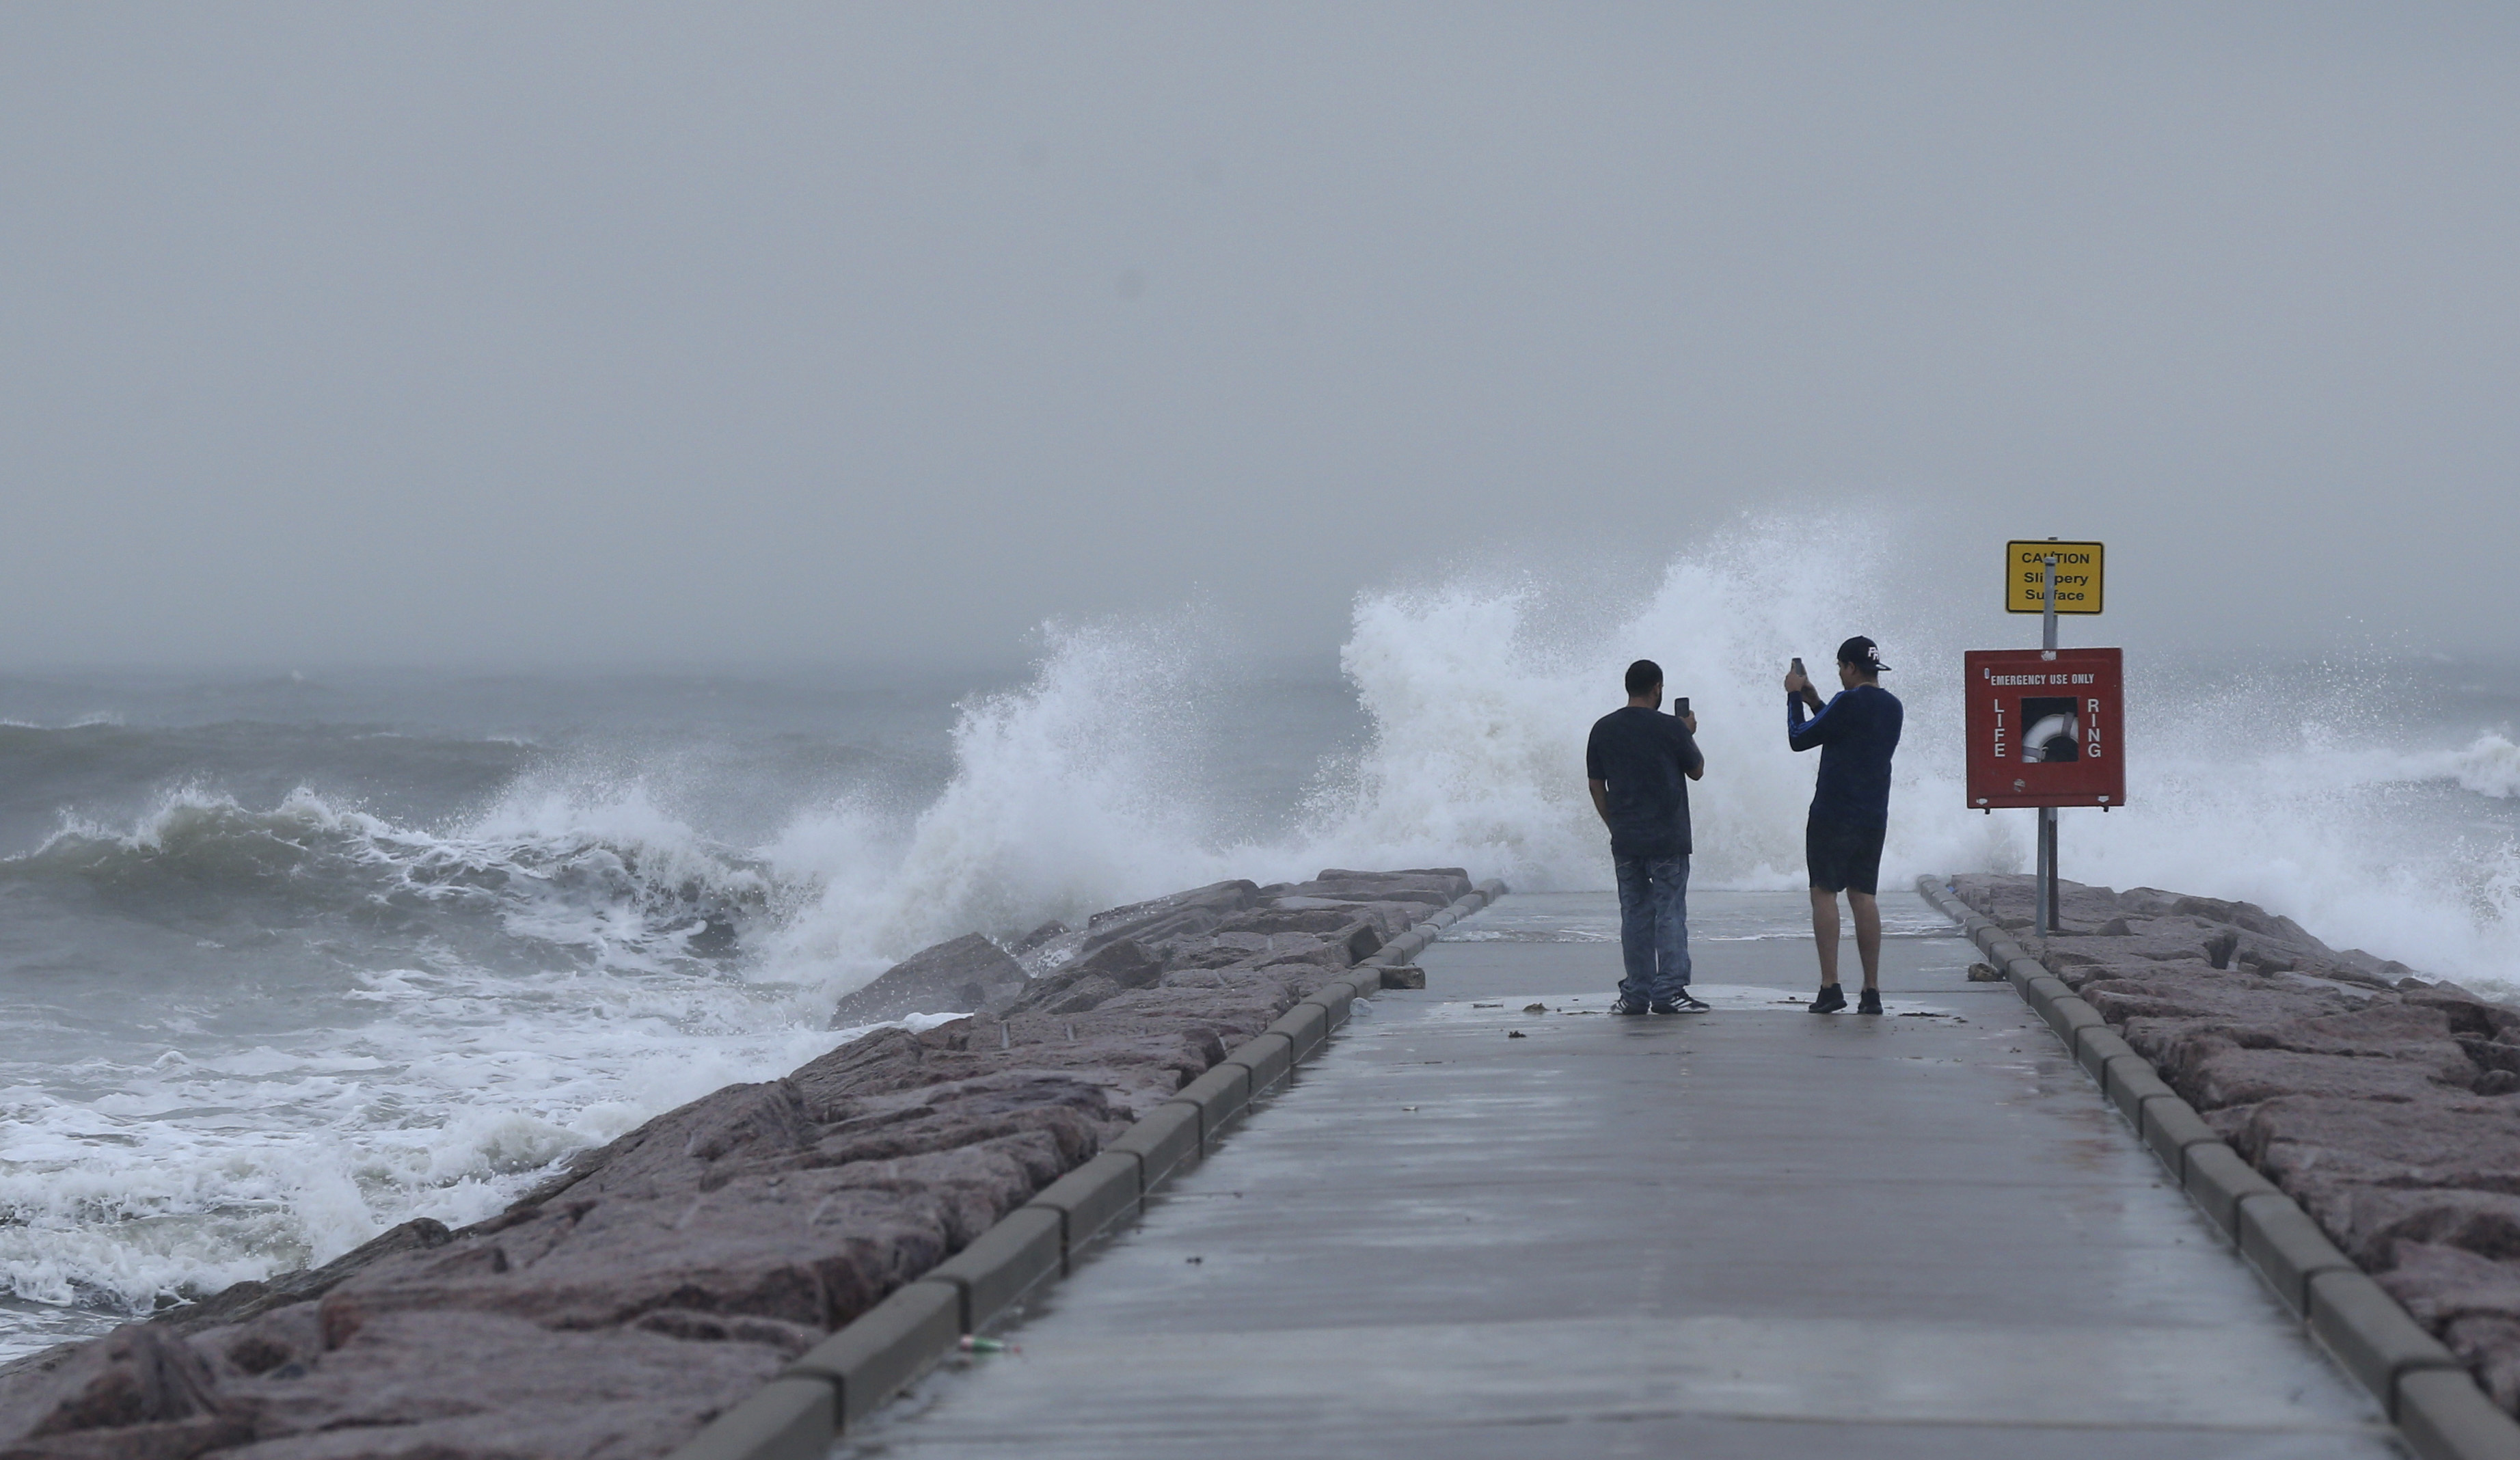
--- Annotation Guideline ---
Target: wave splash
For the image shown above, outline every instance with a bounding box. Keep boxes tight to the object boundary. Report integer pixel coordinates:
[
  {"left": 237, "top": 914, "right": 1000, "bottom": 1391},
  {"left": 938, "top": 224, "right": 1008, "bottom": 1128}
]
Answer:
[
  {"left": 2441, "top": 733, "right": 2520, "bottom": 800},
  {"left": 759, "top": 621, "right": 1253, "bottom": 986},
  {"left": 5, "top": 518, "right": 2517, "bottom": 1349},
  {"left": 752, "top": 520, "right": 2520, "bottom": 998},
  {"left": 18, "top": 783, "right": 771, "bottom": 969},
  {"left": 0, "top": 782, "right": 834, "bottom": 1340}
]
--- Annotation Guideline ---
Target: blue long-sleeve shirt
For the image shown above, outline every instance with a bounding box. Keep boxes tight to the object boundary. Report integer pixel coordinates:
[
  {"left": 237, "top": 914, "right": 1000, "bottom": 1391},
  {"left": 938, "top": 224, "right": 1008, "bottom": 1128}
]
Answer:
[{"left": 1788, "top": 684, "right": 1902, "bottom": 827}]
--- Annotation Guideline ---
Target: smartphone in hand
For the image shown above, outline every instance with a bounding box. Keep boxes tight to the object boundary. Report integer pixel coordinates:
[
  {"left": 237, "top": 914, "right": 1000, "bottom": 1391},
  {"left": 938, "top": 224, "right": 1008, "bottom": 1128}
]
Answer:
[
  {"left": 1787, "top": 657, "right": 1821, "bottom": 709},
  {"left": 1672, "top": 697, "right": 1690, "bottom": 716}
]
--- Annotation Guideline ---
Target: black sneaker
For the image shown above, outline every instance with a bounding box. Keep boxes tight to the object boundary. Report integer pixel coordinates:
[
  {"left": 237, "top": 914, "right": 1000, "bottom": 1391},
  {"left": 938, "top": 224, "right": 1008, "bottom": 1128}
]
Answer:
[
  {"left": 1651, "top": 992, "right": 1711, "bottom": 1014},
  {"left": 1856, "top": 988, "right": 1883, "bottom": 1015},
  {"left": 1611, "top": 998, "right": 1650, "bottom": 1016},
  {"left": 1808, "top": 984, "right": 1847, "bottom": 1013}
]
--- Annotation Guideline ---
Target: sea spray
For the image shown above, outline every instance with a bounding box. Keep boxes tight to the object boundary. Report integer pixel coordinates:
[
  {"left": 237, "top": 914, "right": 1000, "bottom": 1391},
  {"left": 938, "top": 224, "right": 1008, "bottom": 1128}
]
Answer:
[
  {"left": 1292, "top": 528, "right": 2519, "bottom": 987},
  {"left": 747, "top": 523, "right": 2520, "bottom": 989},
  {"left": 1300, "top": 529, "right": 2003, "bottom": 890},
  {"left": 757, "top": 619, "right": 1269, "bottom": 984},
  {"left": 3, "top": 521, "right": 2517, "bottom": 1357},
  {"left": 0, "top": 779, "right": 838, "bottom": 1348}
]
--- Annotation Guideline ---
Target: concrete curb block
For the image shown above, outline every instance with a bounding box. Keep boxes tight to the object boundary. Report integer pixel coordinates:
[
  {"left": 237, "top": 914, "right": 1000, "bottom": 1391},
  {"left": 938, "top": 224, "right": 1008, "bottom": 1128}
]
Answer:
[
  {"left": 2309, "top": 1269, "right": 2462, "bottom": 1416},
  {"left": 670, "top": 1377, "right": 839, "bottom": 1460},
  {"left": 1107, "top": 1100, "right": 1202, "bottom": 1193},
  {"left": 2186, "top": 1143, "right": 2280, "bottom": 1240},
  {"left": 923, "top": 1207, "right": 1063, "bottom": 1333},
  {"left": 2016, "top": 975, "right": 2069, "bottom": 1029},
  {"left": 1361, "top": 883, "right": 1500, "bottom": 970},
  {"left": 1268, "top": 1001, "right": 1331, "bottom": 1064},
  {"left": 2398, "top": 1369, "right": 2520, "bottom": 1460},
  {"left": 2102, "top": 1053, "right": 2173, "bottom": 1124},
  {"left": 1305, "top": 982, "right": 1355, "bottom": 1030},
  {"left": 2238, "top": 1192, "right": 2356, "bottom": 1316},
  {"left": 1167, "top": 1064, "right": 1251, "bottom": 1154},
  {"left": 2074, "top": 1025, "right": 2135, "bottom": 1083},
  {"left": 1916, "top": 874, "right": 2520, "bottom": 1458},
  {"left": 783, "top": 1280, "right": 960, "bottom": 1431},
  {"left": 2140, "top": 1093, "right": 2221, "bottom": 1180},
  {"left": 1027, "top": 1150, "right": 1142, "bottom": 1261},
  {"left": 666, "top": 880, "right": 1505, "bottom": 1458},
  {"left": 2040, "top": 990, "right": 2105, "bottom": 1048},
  {"left": 1223, "top": 1029, "right": 1296, "bottom": 1095}
]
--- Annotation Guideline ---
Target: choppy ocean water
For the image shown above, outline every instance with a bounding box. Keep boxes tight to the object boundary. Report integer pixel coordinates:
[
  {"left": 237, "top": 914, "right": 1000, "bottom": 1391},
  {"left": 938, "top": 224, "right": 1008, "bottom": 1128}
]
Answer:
[{"left": 4, "top": 541, "right": 2516, "bottom": 1360}]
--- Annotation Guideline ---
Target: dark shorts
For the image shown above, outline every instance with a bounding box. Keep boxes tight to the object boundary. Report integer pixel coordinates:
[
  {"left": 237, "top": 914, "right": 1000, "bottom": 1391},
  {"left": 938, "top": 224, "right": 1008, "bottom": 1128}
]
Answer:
[{"left": 1806, "top": 816, "right": 1886, "bottom": 896}]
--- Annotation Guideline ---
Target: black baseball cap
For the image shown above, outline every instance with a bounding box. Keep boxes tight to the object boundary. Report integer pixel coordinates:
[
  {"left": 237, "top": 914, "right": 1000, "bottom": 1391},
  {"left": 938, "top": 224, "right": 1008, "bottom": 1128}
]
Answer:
[{"left": 1837, "top": 636, "right": 1890, "bottom": 672}]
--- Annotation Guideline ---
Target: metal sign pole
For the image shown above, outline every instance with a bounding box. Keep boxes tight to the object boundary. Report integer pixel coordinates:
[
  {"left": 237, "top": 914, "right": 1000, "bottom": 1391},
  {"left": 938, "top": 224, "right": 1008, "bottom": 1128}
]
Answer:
[{"left": 2037, "top": 554, "right": 2059, "bottom": 938}]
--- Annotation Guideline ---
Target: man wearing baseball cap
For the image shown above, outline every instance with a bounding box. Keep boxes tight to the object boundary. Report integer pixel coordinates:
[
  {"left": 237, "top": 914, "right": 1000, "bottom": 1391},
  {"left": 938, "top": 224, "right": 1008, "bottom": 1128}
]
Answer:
[{"left": 1785, "top": 636, "right": 1903, "bottom": 1013}]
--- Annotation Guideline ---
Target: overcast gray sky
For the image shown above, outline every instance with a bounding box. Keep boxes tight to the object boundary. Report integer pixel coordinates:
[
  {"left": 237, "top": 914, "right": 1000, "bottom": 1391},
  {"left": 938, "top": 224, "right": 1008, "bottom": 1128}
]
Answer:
[{"left": 3, "top": 4, "right": 2513, "bottom": 667}]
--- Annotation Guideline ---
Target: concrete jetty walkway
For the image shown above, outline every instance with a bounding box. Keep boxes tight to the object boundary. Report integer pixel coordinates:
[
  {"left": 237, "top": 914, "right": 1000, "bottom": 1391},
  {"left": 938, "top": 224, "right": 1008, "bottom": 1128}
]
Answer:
[{"left": 841, "top": 891, "right": 2400, "bottom": 1458}]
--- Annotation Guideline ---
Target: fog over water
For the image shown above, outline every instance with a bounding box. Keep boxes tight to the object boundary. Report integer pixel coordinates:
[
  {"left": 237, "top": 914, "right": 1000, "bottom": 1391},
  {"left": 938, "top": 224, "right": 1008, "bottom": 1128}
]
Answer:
[{"left": 2, "top": 3, "right": 2517, "bottom": 1362}]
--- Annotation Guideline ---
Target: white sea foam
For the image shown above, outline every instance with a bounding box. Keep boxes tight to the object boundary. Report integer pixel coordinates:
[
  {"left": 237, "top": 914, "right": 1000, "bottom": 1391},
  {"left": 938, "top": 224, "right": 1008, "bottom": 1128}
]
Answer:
[
  {"left": 5, "top": 521, "right": 2517, "bottom": 1356},
  {"left": 2448, "top": 733, "right": 2520, "bottom": 800},
  {"left": 2001, "top": 722, "right": 2520, "bottom": 988},
  {"left": 753, "top": 527, "right": 1934, "bottom": 977},
  {"left": 0, "top": 940, "right": 879, "bottom": 1347},
  {"left": 1303, "top": 554, "right": 2517, "bottom": 992},
  {"left": 744, "top": 524, "right": 2519, "bottom": 999},
  {"left": 757, "top": 621, "right": 1268, "bottom": 985},
  {"left": 0, "top": 783, "right": 848, "bottom": 1350}
]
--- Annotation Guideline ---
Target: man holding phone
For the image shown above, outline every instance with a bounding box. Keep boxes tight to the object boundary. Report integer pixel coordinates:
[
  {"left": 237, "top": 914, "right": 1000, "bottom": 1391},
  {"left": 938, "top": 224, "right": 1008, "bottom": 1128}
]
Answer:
[
  {"left": 1785, "top": 637, "right": 1903, "bottom": 1013},
  {"left": 1586, "top": 659, "right": 1707, "bottom": 1014}
]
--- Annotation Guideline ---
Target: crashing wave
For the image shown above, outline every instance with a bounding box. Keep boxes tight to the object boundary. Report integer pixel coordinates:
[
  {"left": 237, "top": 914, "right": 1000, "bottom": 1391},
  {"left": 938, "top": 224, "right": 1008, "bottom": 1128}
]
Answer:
[{"left": 11, "top": 785, "right": 774, "bottom": 967}]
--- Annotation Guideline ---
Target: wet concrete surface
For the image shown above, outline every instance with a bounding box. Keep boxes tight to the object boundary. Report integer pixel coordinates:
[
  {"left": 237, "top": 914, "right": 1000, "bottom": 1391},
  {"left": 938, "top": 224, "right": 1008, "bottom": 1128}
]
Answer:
[{"left": 838, "top": 891, "right": 2400, "bottom": 1458}]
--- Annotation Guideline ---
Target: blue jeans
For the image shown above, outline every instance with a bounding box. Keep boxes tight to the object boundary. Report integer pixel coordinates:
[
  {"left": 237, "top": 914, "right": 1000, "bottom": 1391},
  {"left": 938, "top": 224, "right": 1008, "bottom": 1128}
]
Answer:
[{"left": 1614, "top": 853, "right": 1692, "bottom": 1005}]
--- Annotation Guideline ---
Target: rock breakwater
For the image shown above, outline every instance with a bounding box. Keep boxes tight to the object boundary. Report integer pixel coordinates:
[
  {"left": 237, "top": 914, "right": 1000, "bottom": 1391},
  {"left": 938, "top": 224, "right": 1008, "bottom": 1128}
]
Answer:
[
  {"left": 1951, "top": 873, "right": 2520, "bottom": 1415},
  {"left": 0, "top": 869, "right": 1471, "bottom": 1460}
]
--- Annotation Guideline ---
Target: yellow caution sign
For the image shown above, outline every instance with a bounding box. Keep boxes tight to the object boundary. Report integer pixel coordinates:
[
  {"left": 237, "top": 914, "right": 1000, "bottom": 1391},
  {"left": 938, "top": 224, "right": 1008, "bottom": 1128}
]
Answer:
[{"left": 2005, "top": 540, "right": 2104, "bottom": 614}]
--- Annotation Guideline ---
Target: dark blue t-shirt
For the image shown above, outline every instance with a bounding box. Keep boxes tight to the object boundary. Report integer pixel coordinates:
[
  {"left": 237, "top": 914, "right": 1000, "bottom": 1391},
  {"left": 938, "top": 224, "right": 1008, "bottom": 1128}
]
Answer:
[
  {"left": 1585, "top": 706, "right": 1704, "bottom": 858},
  {"left": 1787, "top": 684, "right": 1903, "bottom": 826}
]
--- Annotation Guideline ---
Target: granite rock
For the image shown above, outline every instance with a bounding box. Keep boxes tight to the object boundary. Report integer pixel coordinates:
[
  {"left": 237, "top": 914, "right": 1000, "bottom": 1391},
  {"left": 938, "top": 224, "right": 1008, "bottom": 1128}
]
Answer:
[
  {"left": 0, "top": 870, "right": 1468, "bottom": 1459},
  {"left": 2331, "top": 1187, "right": 2520, "bottom": 1269},
  {"left": 4, "top": 1324, "right": 235, "bottom": 1444},
  {"left": 1312, "top": 867, "right": 1473, "bottom": 896},
  {"left": 198, "top": 1310, "right": 782, "bottom": 1460},
  {"left": 1953, "top": 872, "right": 2520, "bottom": 1412},
  {"left": 153, "top": 1223, "right": 455, "bottom": 1339},
  {"left": 2451, "top": 1318, "right": 2520, "bottom": 1415},
  {"left": 1067, "top": 880, "right": 1264, "bottom": 963},
  {"left": 828, "top": 932, "right": 1025, "bottom": 1029}
]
